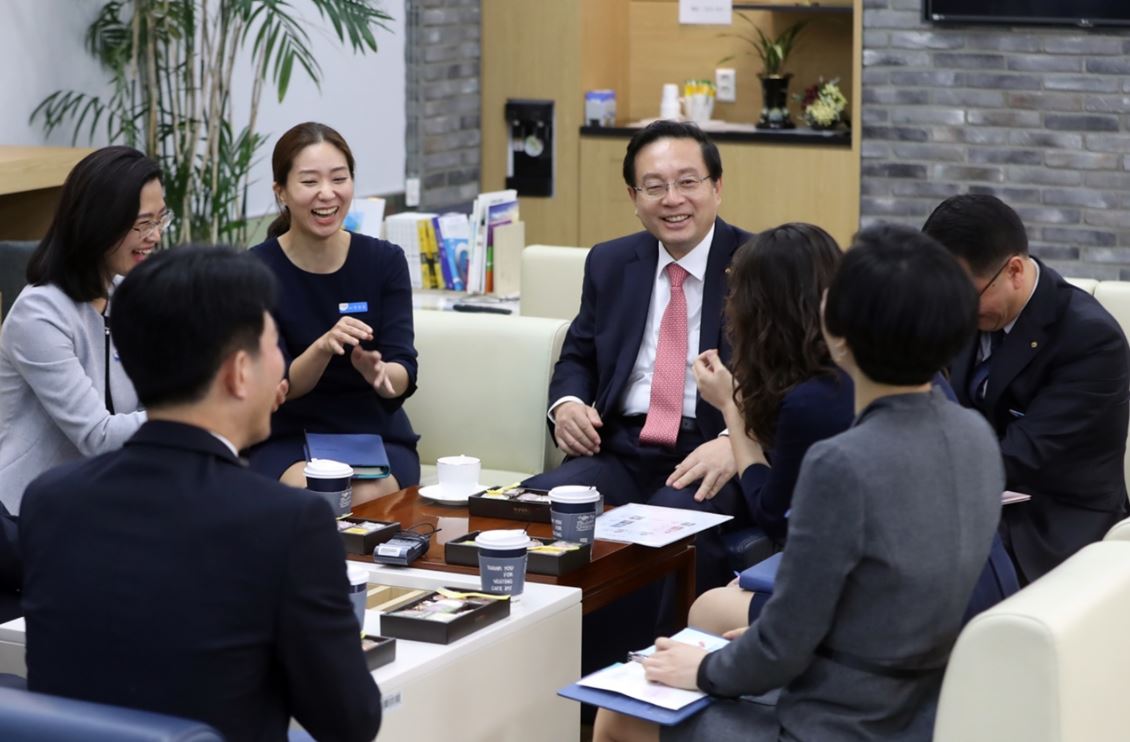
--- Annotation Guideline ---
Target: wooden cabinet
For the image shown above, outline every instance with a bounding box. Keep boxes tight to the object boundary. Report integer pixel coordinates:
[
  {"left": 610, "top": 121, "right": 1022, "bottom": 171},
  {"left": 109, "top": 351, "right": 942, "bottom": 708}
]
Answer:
[
  {"left": 0, "top": 147, "right": 92, "bottom": 240},
  {"left": 482, "top": 0, "right": 861, "bottom": 248}
]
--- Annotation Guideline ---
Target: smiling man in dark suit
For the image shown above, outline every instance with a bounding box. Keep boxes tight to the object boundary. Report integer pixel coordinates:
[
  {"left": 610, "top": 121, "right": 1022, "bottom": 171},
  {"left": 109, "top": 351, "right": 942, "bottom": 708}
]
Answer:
[
  {"left": 526, "top": 120, "right": 753, "bottom": 592},
  {"left": 19, "top": 246, "right": 381, "bottom": 741},
  {"left": 924, "top": 194, "right": 1130, "bottom": 583}
]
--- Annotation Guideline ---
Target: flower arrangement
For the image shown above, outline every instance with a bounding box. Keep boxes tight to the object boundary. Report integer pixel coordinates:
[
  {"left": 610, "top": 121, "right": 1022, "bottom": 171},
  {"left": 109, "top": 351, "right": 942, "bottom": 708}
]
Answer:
[{"left": 797, "top": 78, "right": 848, "bottom": 129}]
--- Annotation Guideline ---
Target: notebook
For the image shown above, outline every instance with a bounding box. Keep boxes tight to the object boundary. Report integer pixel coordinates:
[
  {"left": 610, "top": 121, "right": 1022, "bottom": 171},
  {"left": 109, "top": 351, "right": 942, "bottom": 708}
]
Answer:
[{"left": 304, "top": 432, "right": 390, "bottom": 479}]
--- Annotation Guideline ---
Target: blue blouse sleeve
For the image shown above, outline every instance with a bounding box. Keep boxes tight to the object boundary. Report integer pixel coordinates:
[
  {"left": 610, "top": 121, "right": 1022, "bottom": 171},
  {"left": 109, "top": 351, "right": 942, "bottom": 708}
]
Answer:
[{"left": 741, "top": 375, "right": 854, "bottom": 542}]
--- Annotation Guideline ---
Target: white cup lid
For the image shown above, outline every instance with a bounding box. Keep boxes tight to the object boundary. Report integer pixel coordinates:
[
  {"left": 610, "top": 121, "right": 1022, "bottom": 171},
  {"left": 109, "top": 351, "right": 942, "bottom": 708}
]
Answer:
[
  {"left": 475, "top": 529, "right": 532, "bottom": 550},
  {"left": 437, "top": 455, "right": 480, "bottom": 466},
  {"left": 347, "top": 566, "right": 369, "bottom": 586},
  {"left": 304, "top": 458, "right": 354, "bottom": 479},
  {"left": 549, "top": 485, "right": 601, "bottom": 504}
]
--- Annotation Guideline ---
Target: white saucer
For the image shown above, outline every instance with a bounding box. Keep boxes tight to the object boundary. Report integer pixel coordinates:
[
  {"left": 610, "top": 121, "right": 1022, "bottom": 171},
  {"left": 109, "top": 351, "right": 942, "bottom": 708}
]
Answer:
[{"left": 418, "top": 483, "right": 485, "bottom": 506}]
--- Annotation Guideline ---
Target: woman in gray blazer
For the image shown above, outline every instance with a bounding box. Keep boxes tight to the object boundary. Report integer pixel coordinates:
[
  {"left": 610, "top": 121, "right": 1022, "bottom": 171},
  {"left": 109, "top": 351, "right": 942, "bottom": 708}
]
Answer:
[
  {"left": 0, "top": 147, "right": 168, "bottom": 513},
  {"left": 595, "top": 224, "right": 1004, "bottom": 742}
]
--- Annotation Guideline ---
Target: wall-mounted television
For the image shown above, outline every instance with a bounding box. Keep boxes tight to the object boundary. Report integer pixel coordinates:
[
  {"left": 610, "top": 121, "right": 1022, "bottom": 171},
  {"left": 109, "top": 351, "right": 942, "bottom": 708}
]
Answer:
[{"left": 924, "top": 0, "right": 1130, "bottom": 28}]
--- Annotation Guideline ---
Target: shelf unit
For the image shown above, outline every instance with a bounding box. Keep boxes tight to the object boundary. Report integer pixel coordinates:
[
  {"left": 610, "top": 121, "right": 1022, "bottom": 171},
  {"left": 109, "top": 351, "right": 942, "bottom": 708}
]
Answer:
[{"left": 735, "top": 3, "right": 853, "bottom": 13}]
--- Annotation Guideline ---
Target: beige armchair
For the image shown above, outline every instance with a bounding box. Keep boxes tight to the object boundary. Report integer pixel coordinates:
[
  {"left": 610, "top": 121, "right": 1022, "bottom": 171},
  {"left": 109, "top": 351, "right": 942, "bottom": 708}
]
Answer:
[
  {"left": 934, "top": 541, "right": 1130, "bottom": 742},
  {"left": 404, "top": 309, "right": 569, "bottom": 487},
  {"left": 519, "top": 245, "right": 590, "bottom": 321}
]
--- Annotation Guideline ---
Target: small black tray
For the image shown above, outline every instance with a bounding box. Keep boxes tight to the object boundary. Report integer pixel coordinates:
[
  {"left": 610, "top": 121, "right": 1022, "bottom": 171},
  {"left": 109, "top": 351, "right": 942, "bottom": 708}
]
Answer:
[
  {"left": 445, "top": 531, "right": 591, "bottom": 576},
  {"left": 467, "top": 486, "right": 552, "bottom": 523},
  {"left": 379, "top": 589, "right": 510, "bottom": 644},
  {"left": 337, "top": 517, "right": 400, "bottom": 555},
  {"left": 361, "top": 634, "right": 397, "bottom": 671}
]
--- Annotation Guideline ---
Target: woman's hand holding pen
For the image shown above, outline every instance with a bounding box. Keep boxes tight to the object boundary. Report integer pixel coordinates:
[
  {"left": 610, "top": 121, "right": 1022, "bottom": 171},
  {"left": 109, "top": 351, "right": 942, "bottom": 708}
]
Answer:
[{"left": 638, "top": 637, "right": 708, "bottom": 691}]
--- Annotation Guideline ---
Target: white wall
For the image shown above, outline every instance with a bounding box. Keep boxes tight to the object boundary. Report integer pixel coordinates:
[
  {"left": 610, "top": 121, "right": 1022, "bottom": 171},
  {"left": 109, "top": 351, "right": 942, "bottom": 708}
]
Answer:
[{"left": 0, "top": 0, "right": 406, "bottom": 217}]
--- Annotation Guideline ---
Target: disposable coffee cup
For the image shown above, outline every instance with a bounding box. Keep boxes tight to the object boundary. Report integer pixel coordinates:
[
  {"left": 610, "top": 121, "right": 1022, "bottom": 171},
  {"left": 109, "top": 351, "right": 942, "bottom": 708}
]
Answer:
[
  {"left": 436, "top": 454, "right": 481, "bottom": 497},
  {"left": 305, "top": 458, "right": 354, "bottom": 517},
  {"left": 549, "top": 486, "right": 602, "bottom": 544},
  {"left": 476, "top": 529, "right": 531, "bottom": 599},
  {"left": 347, "top": 566, "right": 369, "bottom": 629}
]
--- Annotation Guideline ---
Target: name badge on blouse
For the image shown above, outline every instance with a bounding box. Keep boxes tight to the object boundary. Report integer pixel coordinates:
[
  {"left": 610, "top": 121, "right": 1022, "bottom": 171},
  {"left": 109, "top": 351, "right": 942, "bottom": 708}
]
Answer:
[{"left": 338, "top": 301, "right": 369, "bottom": 314}]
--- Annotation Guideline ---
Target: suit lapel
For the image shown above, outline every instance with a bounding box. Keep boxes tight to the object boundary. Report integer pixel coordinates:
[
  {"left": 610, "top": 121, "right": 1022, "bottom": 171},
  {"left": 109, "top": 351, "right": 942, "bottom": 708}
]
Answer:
[
  {"left": 984, "top": 260, "right": 1057, "bottom": 411},
  {"left": 950, "top": 337, "right": 978, "bottom": 407},
  {"left": 700, "top": 219, "right": 735, "bottom": 356},
  {"left": 603, "top": 235, "right": 658, "bottom": 412}
]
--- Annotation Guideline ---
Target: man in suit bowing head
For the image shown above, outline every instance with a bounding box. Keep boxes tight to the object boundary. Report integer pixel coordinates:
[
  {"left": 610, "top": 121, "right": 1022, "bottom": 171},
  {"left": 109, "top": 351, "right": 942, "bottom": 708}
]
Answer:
[
  {"left": 526, "top": 120, "right": 754, "bottom": 593},
  {"left": 924, "top": 194, "right": 1130, "bottom": 584},
  {"left": 19, "top": 246, "right": 382, "bottom": 741}
]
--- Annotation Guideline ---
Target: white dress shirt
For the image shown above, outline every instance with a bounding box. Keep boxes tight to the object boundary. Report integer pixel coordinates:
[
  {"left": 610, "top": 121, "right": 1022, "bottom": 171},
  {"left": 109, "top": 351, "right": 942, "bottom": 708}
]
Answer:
[{"left": 549, "top": 226, "right": 715, "bottom": 421}]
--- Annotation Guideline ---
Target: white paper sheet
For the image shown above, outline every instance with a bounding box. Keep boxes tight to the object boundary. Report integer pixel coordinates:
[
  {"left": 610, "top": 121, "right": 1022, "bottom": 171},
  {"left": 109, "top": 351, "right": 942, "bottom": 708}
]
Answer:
[
  {"left": 595, "top": 503, "right": 732, "bottom": 548},
  {"left": 679, "top": 0, "right": 732, "bottom": 25},
  {"left": 577, "top": 662, "right": 707, "bottom": 711}
]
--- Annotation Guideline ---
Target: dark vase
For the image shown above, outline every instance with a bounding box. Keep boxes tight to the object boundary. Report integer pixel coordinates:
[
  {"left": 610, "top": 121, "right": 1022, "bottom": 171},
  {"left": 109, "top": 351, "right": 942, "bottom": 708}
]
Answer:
[{"left": 757, "top": 73, "right": 795, "bottom": 130}]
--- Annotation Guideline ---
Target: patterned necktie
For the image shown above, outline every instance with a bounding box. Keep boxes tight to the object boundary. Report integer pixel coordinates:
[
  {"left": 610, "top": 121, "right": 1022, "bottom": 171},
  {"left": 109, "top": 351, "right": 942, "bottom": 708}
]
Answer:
[
  {"left": 639, "top": 263, "right": 690, "bottom": 448},
  {"left": 969, "top": 330, "right": 1005, "bottom": 409}
]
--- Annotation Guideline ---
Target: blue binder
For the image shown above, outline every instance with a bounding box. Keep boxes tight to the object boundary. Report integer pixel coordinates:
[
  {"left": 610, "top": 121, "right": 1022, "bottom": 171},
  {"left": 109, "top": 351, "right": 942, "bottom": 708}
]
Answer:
[
  {"left": 303, "top": 432, "right": 390, "bottom": 479},
  {"left": 557, "top": 682, "right": 713, "bottom": 726}
]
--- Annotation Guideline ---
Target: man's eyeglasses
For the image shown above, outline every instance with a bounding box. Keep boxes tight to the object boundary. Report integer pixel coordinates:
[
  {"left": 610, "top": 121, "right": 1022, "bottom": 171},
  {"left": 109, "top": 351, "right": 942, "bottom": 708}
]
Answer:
[
  {"left": 632, "top": 175, "right": 712, "bottom": 200},
  {"left": 978, "top": 255, "right": 1015, "bottom": 297},
  {"left": 132, "top": 211, "right": 174, "bottom": 238}
]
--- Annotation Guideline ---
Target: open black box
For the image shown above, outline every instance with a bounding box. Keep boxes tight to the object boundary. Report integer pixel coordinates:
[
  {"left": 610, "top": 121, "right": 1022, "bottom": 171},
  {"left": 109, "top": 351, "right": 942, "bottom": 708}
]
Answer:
[
  {"left": 467, "top": 486, "right": 552, "bottom": 523},
  {"left": 445, "top": 531, "right": 591, "bottom": 576},
  {"left": 378, "top": 589, "right": 510, "bottom": 644},
  {"left": 337, "top": 517, "right": 400, "bottom": 555},
  {"left": 361, "top": 634, "right": 397, "bottom": 671}
]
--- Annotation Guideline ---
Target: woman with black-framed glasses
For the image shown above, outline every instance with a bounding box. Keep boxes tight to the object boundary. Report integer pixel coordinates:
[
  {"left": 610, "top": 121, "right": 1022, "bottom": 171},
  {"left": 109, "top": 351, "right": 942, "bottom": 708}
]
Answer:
[{"left": 0, "top": 146, "right": 169, "bottom": 514}]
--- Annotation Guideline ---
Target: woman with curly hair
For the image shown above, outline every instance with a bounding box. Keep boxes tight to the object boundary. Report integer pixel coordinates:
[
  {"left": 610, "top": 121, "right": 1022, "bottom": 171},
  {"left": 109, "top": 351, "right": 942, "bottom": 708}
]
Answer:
[{"left": 688, "top": 222, "right": 855, "bottom": 632}]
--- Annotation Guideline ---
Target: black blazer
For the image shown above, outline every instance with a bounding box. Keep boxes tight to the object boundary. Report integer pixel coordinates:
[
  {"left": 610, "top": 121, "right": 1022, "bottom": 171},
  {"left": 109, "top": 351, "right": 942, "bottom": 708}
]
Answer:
[
  {"left": 950, "top": 259, "right": 1130, "bottom": 581},
  {"left": 19, "top": 421, "right": 381, "bottom": 742},
  {"left": 549, "top": 218, "right": 752, "bottom": 440}
]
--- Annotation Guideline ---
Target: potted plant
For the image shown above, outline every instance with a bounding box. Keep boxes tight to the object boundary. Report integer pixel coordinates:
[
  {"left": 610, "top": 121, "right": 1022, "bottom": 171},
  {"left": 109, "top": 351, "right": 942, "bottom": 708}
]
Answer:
[
  {"left": 724, "top": 15, "right": 808, "bottom": 129},
  {"left": 31, "top": 0, "right": 392, "bottom": 247}
]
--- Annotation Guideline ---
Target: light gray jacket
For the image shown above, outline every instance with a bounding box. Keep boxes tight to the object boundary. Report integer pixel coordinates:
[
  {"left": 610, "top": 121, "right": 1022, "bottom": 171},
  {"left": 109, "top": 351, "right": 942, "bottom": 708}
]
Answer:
[
  {"left": 698, "top": 389, "right": 1003, "bottom": 741},
  {"left": 0, "top": 282, "right": 144, "bottom": 513}
]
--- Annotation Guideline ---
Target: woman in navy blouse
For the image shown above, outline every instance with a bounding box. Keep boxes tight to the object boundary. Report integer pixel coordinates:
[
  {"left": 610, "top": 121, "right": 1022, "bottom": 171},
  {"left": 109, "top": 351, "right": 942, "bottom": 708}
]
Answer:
[
  {"left": 689, "top": 223, "right": 854, "bottom": 631},
  {"left": 248, "top": 122, "right": 419, "bottom": 500}
]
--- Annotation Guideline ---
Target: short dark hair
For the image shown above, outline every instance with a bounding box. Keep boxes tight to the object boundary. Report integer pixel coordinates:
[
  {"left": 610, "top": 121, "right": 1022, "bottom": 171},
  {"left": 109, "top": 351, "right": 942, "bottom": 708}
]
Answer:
[
  {"left": 622, "top": 120, "right": 723, "bottom": 187},
  {"left": 921, "top": 193, "right": 1028, "bottom": 277},
  {"left": 111, "top": 246, "right": 278, "bottom": 408},
  {"left": 727, "top": 223, "right": 841, "bottom": 449},
  {"left": 267, "top": 121, "right": 356, "bottom": 239},
  {"left": 825, "top": 223, "right": 977, "bottom": 386},
  {"left": 27, "top": 146, "right": 163, "bottom": 302}
]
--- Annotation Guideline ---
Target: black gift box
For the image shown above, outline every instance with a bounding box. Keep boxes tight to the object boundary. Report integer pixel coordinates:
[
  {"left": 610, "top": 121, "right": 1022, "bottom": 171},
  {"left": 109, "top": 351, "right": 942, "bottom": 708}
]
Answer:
[
  {"left": 379, "top": 589, "right": 510, "bottom": 644},
  {"left": 444, "top": 531, "right": 592, "bottom": 576},
  {"left": 467, "top": 487, "right": 552, "bottom": 523},
  {"left": 338, "top": 517, "right": 400, "bottom": 555},
  {"left": 361, "top": 634, "right": 397, "bottom": 671}
]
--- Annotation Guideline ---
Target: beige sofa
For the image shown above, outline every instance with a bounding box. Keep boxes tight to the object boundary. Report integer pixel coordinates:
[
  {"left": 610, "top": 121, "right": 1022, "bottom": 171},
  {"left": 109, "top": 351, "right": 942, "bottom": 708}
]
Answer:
[
  {"left": 519, "top": 245, "right": 590, "bottom": 321},
  {"left": 934, "top": 540, "right": 1130, "bottom": 742},
  {"left": 405, "top": 308, "right": 569, "bottom": 487}
]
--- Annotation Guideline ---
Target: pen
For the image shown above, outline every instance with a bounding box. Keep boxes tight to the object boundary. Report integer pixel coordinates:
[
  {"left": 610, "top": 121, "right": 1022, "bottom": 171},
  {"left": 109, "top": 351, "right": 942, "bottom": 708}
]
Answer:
[{"left": 626, "top": 651, "right": 649, "bottom": 664}]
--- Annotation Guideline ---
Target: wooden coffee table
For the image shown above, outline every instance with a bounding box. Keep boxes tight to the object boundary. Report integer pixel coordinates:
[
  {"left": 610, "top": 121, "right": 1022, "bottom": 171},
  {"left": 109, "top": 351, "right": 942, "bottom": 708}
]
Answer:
[{"left": 349, "top": 484, "right": 696, "bottom": 619}]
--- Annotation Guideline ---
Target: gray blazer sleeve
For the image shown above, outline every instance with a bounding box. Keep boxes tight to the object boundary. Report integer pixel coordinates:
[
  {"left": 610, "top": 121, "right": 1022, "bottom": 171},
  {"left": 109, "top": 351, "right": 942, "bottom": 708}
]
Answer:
[
  {"left": 698, "top": 441, "right": 864, "bottom": 697},
  {"left": 4, "top": 289, "right": 144, "bottom": 455}
]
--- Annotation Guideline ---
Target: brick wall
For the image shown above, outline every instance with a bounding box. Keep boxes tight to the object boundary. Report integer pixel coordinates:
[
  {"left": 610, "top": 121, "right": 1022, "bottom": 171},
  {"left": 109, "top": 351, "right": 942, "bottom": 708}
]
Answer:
[
  {"left": 861, "top": 0, "right": 1130, "bottom": 278},
  {"left": 405, "top": 0, "right": 481, "bottom": 212}
]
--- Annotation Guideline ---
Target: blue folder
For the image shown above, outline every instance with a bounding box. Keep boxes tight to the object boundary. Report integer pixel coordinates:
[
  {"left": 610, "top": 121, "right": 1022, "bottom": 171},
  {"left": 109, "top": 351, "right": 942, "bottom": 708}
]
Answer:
[
  {"left": 303, "top": 433, "right": 390, "bottom": 479},
  {"left": 557, "top": 682, "right": 713, "bottom": 726}
]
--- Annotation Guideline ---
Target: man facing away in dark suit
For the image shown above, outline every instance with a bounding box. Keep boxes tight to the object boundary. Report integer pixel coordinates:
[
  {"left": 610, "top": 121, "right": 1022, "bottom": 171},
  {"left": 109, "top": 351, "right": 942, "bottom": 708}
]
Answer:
[
  {"left": 19, "top": 247, "right": 381, "bottom": 741},
  {"left": 923, "top": 194, "right": 1130, "bottom": 583},
  {"left": 526, "top": 120, "right": 753, "bottom": 594}
]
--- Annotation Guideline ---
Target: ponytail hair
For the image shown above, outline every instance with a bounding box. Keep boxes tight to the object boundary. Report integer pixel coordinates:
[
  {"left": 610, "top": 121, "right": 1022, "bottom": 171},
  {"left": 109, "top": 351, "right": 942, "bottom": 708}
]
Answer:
[{"left": 267, "top": 122, "right": 356, "bottom": 240}]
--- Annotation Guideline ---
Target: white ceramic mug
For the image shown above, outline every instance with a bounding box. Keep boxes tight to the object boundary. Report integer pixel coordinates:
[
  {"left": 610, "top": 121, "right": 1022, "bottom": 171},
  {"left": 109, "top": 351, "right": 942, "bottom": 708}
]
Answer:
[{"left": 436, "top": 455, "right": 481, "bottom": 496}]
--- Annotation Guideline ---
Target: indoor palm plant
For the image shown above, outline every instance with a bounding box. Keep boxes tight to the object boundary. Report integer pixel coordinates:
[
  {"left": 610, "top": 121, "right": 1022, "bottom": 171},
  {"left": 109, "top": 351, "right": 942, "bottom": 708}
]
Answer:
[
  {"left": 31, "top": 0, "right": 392, "bottom": 247},
  {"left": 724, "top": 15, "right": 807, "bottom": 129}
]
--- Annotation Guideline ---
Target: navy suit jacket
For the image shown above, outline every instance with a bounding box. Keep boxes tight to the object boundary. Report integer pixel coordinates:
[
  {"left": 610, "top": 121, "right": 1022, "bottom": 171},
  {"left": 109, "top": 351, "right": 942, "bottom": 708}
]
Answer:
[
  {"left": 549, "top": 218, "right": 752, "bottom": 440},
  {"left": 950, "top": 259, "right": 1130, "bottom": 581},
  {"left": 20, "top": 421, "right": 382, "bottom": 741}
]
